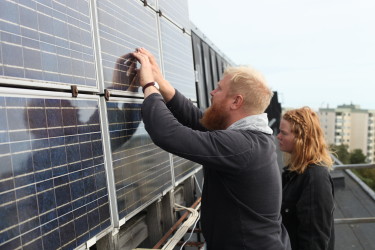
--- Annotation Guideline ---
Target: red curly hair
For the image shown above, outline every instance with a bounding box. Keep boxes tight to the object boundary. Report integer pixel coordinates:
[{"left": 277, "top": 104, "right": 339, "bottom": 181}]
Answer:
[{"left": 282, "top": 107, "right": 333, "bottom": 173}]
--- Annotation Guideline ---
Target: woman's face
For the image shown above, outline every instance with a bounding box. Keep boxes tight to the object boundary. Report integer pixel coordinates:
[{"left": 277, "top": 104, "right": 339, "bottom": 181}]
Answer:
[{"left": 277, "top": 119, "right": 295, "bottom": 153}]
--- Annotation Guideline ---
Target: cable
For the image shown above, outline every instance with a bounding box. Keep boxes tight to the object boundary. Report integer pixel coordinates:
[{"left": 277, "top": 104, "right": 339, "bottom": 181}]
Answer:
[
  {"left": 179, "top": 211, "right": 200, "bottom": 250},
  {"left": 161, "top": 203, "right": 201, "bottom": 250}
]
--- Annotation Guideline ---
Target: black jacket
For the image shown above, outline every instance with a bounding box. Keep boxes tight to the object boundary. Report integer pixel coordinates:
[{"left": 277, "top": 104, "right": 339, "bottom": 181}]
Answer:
[
  {"left": 281, "top": 165, "right": 335, "bottom": 250},
  {"left": 142, "top": 91, "right": 291, "bottom": 250}
]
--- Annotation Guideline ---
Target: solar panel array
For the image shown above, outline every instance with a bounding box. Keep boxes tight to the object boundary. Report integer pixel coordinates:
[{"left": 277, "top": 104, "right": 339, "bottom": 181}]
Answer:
[
  {"left": 0, "top": 91, "right": 110, "bottom": 249},
  {"left": 0, "top": 0, "right": 202, "bottom": 249}
]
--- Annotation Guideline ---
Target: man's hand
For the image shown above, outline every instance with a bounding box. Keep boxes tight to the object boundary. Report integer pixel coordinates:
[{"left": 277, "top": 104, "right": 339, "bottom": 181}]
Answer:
[
  {"left": 136, "top": 48, "right": 164, "bottom": 83},
  {"left": 132, "top": 49, "right": 155, "bottom": 87},
  {"left": 134, "top": 48, "right": 175, "bottom": 101}
]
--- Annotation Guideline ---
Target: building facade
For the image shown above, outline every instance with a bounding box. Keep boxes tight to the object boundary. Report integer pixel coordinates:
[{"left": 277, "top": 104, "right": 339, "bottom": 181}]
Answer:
[{"left": 319, "top": 104, "right": 375, "bottom": 163}]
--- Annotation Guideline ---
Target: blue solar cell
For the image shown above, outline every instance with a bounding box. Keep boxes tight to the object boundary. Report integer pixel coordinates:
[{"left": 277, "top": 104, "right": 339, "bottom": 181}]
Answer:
[
  {"left": 0, "top": 156, "right": 12, "bottom": 179},
  {"left": 19, "top": 217, "right": 39, "bottom": 237},
  {"left": 0, "top": 179, "right": 13, "bottom": 194},
  {"left": 59, "top": 222, "right": 76, "bottom": 247},
  {"left": 17, "top": 196, "right": 39, "bottom": 222},
  {"left": 42, "top": 229, "right": 60, "bottom": 250},
  {"left": 23, "top": 238, "right": 43, "bottom": 250},
  {"left": 14, "top": 172, "right": 34, "bottom": 188}
]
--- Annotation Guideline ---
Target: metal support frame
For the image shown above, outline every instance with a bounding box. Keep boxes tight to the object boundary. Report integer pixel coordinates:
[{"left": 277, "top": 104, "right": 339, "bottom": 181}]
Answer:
[
  {"left": 335, "top": 217, "right": 375, "bottom": 224},
  {"left": 334, "top": 163, "right": 375, "bottom": 170}
]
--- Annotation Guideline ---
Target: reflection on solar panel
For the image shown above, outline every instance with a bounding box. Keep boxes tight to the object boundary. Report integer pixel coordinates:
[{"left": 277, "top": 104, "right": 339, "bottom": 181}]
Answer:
[
  {"left": 160, "top": 18, "right": 196, "bottom": 100},
  {"left": 201, "top": 41, "right": 214, "bottom": 97},
  {"left": 96, "top": 0, "right": 160, "bottom": 92},
  {"left": 0, "top": 92, "right": 110, "bottom": 249},
  {"left": 0, "top": 0, "right": 97, "bottom": 87},
  {"left": 191, "top": 32, "right": 208, "bottom": 108},
  {"left": 210, "top": 48, "right": 219, "bottom": 88},
  {"left": 106, "top": 100, "right": 172, "bottom": 219}
]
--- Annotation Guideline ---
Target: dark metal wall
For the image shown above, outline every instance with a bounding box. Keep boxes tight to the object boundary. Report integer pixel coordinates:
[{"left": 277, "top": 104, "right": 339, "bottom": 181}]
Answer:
[{"left": 190, "top": 30, "right": 232, "bottom": 109}]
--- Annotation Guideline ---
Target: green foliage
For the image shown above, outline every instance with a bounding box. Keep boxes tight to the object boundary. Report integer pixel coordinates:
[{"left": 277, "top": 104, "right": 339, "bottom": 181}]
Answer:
[
  {"left": 330, "top": 144, "right": 350, "bottom": 164},
  {"left": 349, "top": 149, "right": 366, "bottom": 164},
  {"left": 353, "top": 168, "right": 375, "bottom": 191},
  {"left": 348, "top": 148, "right": 373, "bottom": 191},
  {"left": 331, "top": 145, "right": 374, "bottom": 191}
]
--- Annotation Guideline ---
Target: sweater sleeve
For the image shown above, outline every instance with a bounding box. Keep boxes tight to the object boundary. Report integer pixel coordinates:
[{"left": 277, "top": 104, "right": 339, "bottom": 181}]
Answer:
[
  {"left": 295, "top": 168, "right": 335, "bottom": 250},
  {"left": 166, "top": 90, "right": 207, "bottom": 131},
  {"left": 142, "top": 93, "right": 254, "bottom": 174}
]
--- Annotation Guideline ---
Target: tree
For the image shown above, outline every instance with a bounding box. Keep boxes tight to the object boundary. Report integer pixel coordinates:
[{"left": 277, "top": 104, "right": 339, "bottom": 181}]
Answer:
[
  {"left": 349, "top": 149, "right": 375, "bottom": 191},
  {"left": 330, "top": 144, "right": 350, "bottom": 164},
  {"left": 349, "top": 149, "right": 366, "bottom": 164}
]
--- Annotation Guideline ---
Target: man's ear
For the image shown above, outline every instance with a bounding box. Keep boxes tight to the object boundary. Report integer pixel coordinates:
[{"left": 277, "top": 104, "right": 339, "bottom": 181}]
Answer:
[{"left": 231, "top": 95, "right": 244, "bottom": 110}]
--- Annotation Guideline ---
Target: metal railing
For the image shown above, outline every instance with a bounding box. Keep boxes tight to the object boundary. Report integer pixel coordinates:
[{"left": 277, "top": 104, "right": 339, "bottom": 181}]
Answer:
[
  {"left": 332, "top": 155, "right": 375, "bottom": 224},
  {"left": 333, "top": 163, "right": 375, "bottom": 170}
]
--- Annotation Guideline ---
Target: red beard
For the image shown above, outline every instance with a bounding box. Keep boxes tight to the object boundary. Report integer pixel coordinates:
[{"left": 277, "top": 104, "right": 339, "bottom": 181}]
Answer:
[{"left": 200, "top": 101, "right": 228, "bottom": 130}]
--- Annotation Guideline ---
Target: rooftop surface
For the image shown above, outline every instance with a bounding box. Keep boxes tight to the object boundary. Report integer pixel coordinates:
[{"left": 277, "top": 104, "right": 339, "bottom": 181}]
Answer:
[{"left": 334, "top": 169, "right": 375, "bottom": 250}]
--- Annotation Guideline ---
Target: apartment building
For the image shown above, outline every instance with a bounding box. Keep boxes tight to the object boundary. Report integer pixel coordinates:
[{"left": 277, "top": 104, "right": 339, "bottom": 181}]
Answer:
[{"left": 319, "top": 104, "right": 375, "bottom": 163}]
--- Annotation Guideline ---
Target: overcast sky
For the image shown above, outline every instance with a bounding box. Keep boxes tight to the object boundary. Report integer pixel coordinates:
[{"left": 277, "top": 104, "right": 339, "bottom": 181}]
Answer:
[{"left": 188, "top": 0, "right": 375, "bottom": 110}]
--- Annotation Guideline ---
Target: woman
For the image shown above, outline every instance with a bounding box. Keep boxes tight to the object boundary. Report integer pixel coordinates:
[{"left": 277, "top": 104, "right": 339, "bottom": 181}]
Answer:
[{"left": 277, "top": 107, "right": 335, "bottom": 250}]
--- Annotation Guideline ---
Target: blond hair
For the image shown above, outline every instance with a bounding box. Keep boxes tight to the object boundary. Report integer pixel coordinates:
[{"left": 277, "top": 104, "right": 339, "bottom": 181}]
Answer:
[
  {"left": 283, "top": 107, "right": 333, "bottom": 173},
  {"left": 224, "top": 66, "right": 273, "bottom": 114}
]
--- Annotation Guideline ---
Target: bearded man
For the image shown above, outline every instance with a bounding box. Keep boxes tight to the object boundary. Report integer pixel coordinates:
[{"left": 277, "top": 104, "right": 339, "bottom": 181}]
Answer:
[{"left": 132, "top": 48, "right": 291, "bottom": 250}]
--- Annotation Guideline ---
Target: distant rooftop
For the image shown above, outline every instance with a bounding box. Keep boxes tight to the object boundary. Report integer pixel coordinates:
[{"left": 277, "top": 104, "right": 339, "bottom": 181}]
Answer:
[
  {"left": 319, "top": 104, "right": 375, "bottom": 113},
  {"left": 337, "top": 104, "right": 361, "bottom": 109}
]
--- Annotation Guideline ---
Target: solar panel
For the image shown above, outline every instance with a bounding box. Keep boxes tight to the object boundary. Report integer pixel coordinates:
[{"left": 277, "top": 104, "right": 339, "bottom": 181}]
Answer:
[
  {"left": 160, "top": 18, "right": 196, "bottom": 101},
  {"left": 158, "top": 0, "right": 190, "bottom": 30},
  {"left": 216, "top": 54, "right": 224, "bottom": 76},
  {"left": 210, "top": 48, "right": 219, "bottom": 88},
  {"left": 0, "top": 0, "right": 97, "bottom": 88},
  {"left": 202, "top": 41, "right": 214, "bottom": 101},
  {"left": 106, "top": 99, "right": 172, "bottom": 220},
  {"left": 191, "top": 32, "right": 208, "bottom": 109},
  {"left": 96, "top": 0, "right": 160, "bottom": 93},
  {"left": 173, "top": 155, "right": 200, "bottom": 184},
  {"left": 0, "top": 90, "right": 110, "bottom": 249}
]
